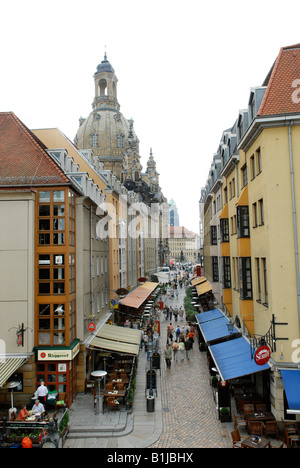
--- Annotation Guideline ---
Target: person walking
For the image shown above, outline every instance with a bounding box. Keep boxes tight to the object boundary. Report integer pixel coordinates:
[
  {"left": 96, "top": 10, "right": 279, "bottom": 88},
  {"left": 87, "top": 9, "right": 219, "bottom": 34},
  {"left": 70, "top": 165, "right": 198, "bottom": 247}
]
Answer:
[
  {"left": 172, "top": 341, "right": 179, "bottom": 362},
  {"left": 185, "top": 338, "right": 193, "bottom": 360},
  {"left": 179, "top": 307, "right": 184, "bottom": 323},
  {"left": 164, "top": 344, "right": 172, "bottom": 370},
  {"left": 179, "top": 339, "right": 185, "bottom": 361}
]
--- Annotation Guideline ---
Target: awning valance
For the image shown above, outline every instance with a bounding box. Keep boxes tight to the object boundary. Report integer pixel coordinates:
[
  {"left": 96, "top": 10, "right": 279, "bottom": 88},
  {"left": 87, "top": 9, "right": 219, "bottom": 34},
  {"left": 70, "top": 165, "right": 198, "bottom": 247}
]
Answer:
[
  {"left": 90, "top": 337, "right": 140, "bottom": 355},
  {"left": 236, "top": 185, "right": 248, "bottom": 206},
  {"left": 281, "top": 370, "right": 300, "bottom": 413},
  {"left": 0, "top": 356, "right": 28, "bottom": 387},
  {"left": 219, "top": 203, "right": 228, "bottom": 219},
  {"left": 97, "top": 324, "right": 142, "bottom": 346},
  {"left": 209, "top": 337, "right": 270, "bottom": 381}
]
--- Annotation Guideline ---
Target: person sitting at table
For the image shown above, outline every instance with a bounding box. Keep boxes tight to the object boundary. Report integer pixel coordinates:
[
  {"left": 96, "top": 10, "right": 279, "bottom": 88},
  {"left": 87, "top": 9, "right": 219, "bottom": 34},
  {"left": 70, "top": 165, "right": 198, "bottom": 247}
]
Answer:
[
  {"left": 32, "top": 399, "right": 45, "bottom": 420},
  {"left": 17, "top": 404, "right": 29, "bottom": 421}
]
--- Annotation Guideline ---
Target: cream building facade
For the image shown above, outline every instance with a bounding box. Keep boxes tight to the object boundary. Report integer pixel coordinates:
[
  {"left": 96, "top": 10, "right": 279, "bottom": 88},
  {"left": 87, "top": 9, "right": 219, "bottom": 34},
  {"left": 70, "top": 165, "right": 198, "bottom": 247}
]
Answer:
[{"left": 200, "top": 44, "right": 300, "bottom": 420}]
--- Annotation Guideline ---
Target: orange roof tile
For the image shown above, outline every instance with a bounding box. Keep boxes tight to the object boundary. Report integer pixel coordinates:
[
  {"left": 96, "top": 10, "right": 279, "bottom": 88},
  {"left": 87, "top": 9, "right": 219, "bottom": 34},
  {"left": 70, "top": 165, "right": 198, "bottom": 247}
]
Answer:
[
  {"left": 0, "top": 112, "right": 69, "bottom": 186},
  {"left": 258, "top": 44, "right": 300, "bottom": 116}
]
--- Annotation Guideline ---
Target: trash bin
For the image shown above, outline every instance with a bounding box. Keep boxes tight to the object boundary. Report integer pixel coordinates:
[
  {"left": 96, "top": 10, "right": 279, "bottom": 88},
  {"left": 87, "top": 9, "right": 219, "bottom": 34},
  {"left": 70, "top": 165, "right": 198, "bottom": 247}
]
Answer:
[
  {"left": 147, "top": 395, "right": 155, "bottom": 413},
  {"left": 152, "top": 353, "right": 160, "bottom": 369},
  {"left": 146, "top": 369, "right": 156, "bottom": 389}
]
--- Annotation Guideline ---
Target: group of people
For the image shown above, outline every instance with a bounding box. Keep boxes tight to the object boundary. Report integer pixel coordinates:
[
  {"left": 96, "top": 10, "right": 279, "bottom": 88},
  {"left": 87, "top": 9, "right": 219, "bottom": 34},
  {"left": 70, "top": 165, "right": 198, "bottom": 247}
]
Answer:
[
  {"left": 164, "top": 326, "right": 195, "bottom": 369},
  {"left": 15, "top": 381, "right": 48, "bottom": 421},
  {"left": 163, "top": 305, "right": 184, "bottom": 322}
]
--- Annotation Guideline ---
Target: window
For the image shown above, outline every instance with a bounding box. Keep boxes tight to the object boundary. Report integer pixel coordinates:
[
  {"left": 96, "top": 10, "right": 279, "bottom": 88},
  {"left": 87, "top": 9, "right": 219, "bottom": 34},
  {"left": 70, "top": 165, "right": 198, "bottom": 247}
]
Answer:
[
  {"left": 220, "top": 218, "right": 229, "bottom": 242},
  {"left": 239, "top": 257, "right": 253, "bottom": 299},
  {"left": 250, "top": 155, "right": 255, "bottom": 180},
  {"left": 223, "top": 257, "right": 231, "bottom": 288},
  {"left": 252, "top": 203, "right": 258, "bottom": 228},
  {"left": 237, "top": 206, "right": 250, "bottom": 237},
  {"left": 241, "top": 165, "right": 248, "bottom": 188},
  {"left": 256, "top": 148, "right": 262, "bottom": 174},
  {"left": 210, "top": 226, "right": 217, "bottom": 245},
  {"left": 262, "top": 258, "right": 268, "bottom": 306},
  {"left": 91, "top": 134, "right": 98, "bottom": 147},
  {"left": 259, "top": 199, "right": 264, "bottom": 225},
  {"left": 212, "top": 257, "right": 219, "bottom": 282},
  {"left": 256, "top": 258, "right": 261, "bottom": 303}
]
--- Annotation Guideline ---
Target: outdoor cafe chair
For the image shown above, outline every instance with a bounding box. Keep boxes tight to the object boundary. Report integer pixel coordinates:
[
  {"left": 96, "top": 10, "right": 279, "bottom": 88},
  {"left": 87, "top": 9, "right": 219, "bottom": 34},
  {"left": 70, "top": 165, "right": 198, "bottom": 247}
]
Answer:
[
  {"left": 265, "top": 421, "right": 279, "bottom": 439},
  {"left": 231, "top": 429, "right": 248, "bottom": 448},
  {"left": 105, "top": 382, "right": 113, "bottom": 391},
  {"left": 109, "top": 373, "right": 118, "bottom": 380},
  {"left": 233, "top": 413, "right": 247, "bottom": 431},
  {"left": 243, "top": 404, "right": 255, "bottom": 414},
  {"left": 256, "top": 403, "right": 267, "bottom": 413},
  {"left": 107, "top": 396, "right": 120, "bottom": 412},
  {"left": 249, "top": 421, "right": 264, "bottom": 437}
]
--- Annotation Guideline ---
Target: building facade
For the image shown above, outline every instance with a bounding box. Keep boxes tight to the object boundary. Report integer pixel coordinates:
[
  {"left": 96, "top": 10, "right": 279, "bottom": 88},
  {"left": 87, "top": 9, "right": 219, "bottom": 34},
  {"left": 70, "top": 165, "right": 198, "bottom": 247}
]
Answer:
[{"left": 200, "top": 44, "right": 300, "bottom": 420}]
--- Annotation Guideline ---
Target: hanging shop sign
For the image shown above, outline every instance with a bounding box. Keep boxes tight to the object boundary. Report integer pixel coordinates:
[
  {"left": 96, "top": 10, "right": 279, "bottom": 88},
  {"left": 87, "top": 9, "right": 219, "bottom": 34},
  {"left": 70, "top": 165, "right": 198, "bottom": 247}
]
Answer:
[
  {"left": 88, "top": 322, "right": 96, "bottom": 333},
  {"left": 254, "top": 345, "right": 271, "bottom": 366}
]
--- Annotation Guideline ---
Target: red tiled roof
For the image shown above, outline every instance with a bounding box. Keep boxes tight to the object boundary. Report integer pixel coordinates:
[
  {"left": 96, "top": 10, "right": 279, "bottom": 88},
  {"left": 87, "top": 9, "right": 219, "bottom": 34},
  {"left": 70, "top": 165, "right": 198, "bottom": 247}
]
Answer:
[
  {"left": 168, "top": 226, "right": 196, "bottom": 239},
  {"left": 258, "top": 44, "right": 300, "bottom": 116},
  {"left": 0, "top": 112, "right": 69, "bottom": 186}
]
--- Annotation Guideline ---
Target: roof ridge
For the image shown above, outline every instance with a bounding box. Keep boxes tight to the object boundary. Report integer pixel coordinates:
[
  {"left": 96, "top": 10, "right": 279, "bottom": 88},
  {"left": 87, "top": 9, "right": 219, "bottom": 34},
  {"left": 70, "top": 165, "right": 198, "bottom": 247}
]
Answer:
[
  {"left": 258, "top": 47, "right": 284, "bottom": 115},
  {"left": 1, "top": 112, "right": 70, "bottom": 184}
]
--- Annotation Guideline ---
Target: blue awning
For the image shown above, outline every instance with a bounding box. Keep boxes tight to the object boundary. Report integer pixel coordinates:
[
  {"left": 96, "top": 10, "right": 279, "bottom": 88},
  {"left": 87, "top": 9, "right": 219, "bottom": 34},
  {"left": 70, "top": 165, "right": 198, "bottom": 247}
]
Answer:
[
  {"left": 196, "top": 309, "right": 239, "bottom": 344},
  {"left": 281, "top": 370, "right": 300, "bottom": 412},
  {"left": 196, "top": 309, "right": 224, "bottom": 324},
  {"left": 209, "top": 337, "right": 270, "bottom": 381}
]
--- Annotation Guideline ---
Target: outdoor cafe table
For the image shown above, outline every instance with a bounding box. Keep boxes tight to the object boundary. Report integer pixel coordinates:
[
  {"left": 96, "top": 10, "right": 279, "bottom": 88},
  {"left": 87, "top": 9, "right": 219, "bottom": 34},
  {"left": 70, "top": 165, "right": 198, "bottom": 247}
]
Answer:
[
  {"left": 103, "top": 390, "right": 126, "bottom": 404},
  {"left": 241, "top": 436, "right": 271, "bottom": 448},
  {"left": 111, "top": 378, "right": 129, "bottom": 386},
  {"left": 245, "top": 412, "right": 276, "bottom": 425}
]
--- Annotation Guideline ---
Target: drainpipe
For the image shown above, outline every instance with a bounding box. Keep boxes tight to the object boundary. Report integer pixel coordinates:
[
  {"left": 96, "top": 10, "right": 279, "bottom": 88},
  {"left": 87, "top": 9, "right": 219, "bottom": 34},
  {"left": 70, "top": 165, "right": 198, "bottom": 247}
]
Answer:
[
  {"left": 90, "top": 205, "right": 94, "bottom": 319},
  {"left": 288, "top": 122, "right": 300, "bottom": 326}
]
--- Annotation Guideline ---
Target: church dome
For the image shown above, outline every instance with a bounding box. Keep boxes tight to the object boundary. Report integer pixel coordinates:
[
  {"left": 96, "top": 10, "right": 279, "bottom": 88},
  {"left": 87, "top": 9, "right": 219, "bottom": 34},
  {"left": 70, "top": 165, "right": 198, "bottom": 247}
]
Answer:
[{"left": 96, "top": 53, "right": 115, "bottom": 74}]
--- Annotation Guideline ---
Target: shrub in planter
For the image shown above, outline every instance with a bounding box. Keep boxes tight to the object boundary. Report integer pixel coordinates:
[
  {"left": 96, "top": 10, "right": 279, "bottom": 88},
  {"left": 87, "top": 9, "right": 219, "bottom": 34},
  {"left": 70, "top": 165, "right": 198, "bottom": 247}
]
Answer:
[{"left": 219, "top": 407, "right": 231, "bottom": 422}]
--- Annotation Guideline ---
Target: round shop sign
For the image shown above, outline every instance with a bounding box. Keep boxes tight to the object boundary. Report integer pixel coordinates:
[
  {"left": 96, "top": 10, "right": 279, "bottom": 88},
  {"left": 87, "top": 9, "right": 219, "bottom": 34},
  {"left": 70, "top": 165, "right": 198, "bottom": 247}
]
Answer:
[
  {"left": 40, "top": 352, "right": 46, "bottom": 359},
  {"left": 88, "top": 322, "right": 96, "bottom": 333},
  {"left": 254, "top": 345, "right": 271, "bottom": 366}
]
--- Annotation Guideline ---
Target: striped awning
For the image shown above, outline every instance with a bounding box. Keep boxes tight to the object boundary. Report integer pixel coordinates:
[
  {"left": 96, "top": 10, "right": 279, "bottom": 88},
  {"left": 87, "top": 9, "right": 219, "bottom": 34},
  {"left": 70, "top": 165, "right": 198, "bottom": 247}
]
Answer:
[{"left": 0, "top": 356, "right": 27, "bottom": 387}]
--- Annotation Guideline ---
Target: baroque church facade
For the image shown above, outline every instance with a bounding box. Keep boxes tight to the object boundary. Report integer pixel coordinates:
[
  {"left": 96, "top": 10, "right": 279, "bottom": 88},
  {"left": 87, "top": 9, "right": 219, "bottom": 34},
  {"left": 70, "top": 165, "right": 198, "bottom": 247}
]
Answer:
[{"left": 74, "top": 53, "right": 169, "bottom": 266}]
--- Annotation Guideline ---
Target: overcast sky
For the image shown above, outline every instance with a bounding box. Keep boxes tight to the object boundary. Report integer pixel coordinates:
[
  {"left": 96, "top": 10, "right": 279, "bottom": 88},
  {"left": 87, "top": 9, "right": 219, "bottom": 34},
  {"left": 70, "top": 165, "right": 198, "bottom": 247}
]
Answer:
[{"left": 1, "top": 0, "right": 300, "bottom": 233}]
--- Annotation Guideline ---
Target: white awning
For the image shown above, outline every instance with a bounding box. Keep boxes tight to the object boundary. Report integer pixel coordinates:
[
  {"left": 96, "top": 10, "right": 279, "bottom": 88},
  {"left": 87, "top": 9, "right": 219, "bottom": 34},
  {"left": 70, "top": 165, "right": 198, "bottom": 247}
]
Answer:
[
  {"left": 0, "top": 356, "right": 28, "bottom": 387},
  {"left": 90, "top": 337, "right": 140, "bottom": 355}
]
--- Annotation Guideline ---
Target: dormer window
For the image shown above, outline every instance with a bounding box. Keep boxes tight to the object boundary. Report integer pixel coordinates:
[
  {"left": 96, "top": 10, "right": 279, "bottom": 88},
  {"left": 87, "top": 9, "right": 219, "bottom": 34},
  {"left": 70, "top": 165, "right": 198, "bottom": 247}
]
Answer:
[{"left": 91, "top": 134, "right": 98, "bottom": 147}]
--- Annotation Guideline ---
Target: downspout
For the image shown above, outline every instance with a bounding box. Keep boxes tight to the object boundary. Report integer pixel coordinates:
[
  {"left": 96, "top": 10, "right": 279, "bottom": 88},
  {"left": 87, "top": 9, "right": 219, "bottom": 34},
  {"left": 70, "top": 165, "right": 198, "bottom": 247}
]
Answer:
[
  {"left": 288, "top": 122, "right": 300, "bottom": 325},
  {"left": 90, "top": 205, "right": 94, "bottom": 319}
]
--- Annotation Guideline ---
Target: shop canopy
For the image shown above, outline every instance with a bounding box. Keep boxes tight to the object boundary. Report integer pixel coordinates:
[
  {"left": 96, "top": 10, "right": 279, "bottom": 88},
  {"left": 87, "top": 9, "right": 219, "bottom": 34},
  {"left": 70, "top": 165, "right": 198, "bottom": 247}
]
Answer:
[
  {"left": 191, "top": 276, "right": 207, "bottom": 287},
  {"left": 89, "top": 324, "right": 142, "bottom": 355},
  {"left": 196, "top": 280, "right": 212, "bottom": 296},
  {"left": 208, "top": 336, "right": 270, "bottom": 382},
  {"left": 281, "top": 370, "right": 300, "bottom": 414},
  {"left": 196, "top": 309, "right": 240, "bottom": 344},
  {"left": 119, "top": 281, "right": 159, "bottom": 309},
  {"left": 0, "top": 356, "right": 28, "bottom": 387}
]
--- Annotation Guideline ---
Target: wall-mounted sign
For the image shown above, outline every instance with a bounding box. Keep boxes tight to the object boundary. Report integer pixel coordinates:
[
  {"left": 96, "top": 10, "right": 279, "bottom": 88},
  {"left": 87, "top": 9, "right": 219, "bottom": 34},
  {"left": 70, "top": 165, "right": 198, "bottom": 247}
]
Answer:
[
  {"left": 88, "top": 322, "right": 96, "bottom": 333},
  {"left": 37, "top": 341, "right": 80, "bottom": 361},
  {"left": 254, "top": 345, "right": 271, "bottom": 366}
]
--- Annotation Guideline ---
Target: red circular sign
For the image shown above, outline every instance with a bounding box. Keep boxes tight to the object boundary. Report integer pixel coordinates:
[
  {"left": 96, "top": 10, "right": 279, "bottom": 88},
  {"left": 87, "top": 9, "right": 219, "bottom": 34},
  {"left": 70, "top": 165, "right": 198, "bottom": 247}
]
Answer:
[
  {"left": 255, "top": 345, "right": 271, "bottom": 366},
  {"left": 88, "top": 322, "right": 96, "bottom": 332},
  {"left": 40, "top": 352, "right": 46, "bottom": 359}
]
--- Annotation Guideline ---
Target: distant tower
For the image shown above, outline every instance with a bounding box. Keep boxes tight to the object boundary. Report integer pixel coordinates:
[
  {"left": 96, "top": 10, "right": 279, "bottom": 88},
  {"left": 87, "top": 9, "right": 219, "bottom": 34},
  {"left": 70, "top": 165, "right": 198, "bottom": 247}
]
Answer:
[{"left": 169, "top": 199, "right": 180, "bottom": 226}]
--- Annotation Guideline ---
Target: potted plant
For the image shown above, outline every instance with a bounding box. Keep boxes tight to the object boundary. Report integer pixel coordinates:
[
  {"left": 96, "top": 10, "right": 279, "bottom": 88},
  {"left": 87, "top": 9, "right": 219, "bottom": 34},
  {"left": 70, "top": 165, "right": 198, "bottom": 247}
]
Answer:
[{"left": 219, "top": 407, "right": 231, "bottom": 422}]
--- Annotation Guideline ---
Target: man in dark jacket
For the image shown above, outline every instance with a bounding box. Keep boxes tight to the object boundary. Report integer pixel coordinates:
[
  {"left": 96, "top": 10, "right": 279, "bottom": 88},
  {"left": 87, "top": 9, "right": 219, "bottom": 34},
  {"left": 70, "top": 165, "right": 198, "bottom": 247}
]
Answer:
[{"left": 185, "top": 339, "right": 193, "bottom": 360}]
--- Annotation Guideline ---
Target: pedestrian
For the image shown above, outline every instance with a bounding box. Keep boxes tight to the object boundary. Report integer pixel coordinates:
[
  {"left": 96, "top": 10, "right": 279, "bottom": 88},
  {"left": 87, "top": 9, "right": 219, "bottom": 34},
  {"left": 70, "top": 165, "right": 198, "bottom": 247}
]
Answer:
[
  {"left": 164, "top": 344, "right": 172, "bottom": 370},
  {"left": 185, "top": 338, "right": 193, "bottom": 360},
  {"left": 169, "top": 307, "right": 173, "bottom": 321},
  {"left": 176, "top": 326, "right": 181, "bottom": 342},
  {"left": 36, "top": 381, "right": 48, "bottom": 410},
  {"left": 172, "top": 341, "right": 179, "bottom": 362},
  {"left": 179, "top": 339, "right": 185, "bottom": 361},
  {"left": 179, "top": 307, "right": 184, "bottom": 322},
  {"left": 174, "top": 308, "right": 178, "bottom": 322}
]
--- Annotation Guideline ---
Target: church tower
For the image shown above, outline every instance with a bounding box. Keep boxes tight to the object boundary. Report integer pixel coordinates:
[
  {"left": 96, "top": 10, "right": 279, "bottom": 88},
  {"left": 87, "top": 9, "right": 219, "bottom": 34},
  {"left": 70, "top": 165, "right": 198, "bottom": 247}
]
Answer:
[{"left": 74, "top": 53, "right": 141, "bottom": 181}]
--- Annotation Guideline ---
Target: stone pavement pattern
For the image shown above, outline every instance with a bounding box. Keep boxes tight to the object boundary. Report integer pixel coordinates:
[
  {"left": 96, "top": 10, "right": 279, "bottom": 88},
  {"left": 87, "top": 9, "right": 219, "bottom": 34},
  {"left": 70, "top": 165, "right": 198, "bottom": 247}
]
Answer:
[{"left": 149, "top": 287, "right": 230, "bottom": 448}]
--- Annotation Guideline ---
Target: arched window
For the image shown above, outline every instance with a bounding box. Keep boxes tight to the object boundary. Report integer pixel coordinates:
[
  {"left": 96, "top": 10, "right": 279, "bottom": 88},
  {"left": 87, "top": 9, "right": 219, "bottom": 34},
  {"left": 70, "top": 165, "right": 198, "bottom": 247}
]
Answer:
[{"left": 99, "top": 79, "right": 107, "bottom": 96}]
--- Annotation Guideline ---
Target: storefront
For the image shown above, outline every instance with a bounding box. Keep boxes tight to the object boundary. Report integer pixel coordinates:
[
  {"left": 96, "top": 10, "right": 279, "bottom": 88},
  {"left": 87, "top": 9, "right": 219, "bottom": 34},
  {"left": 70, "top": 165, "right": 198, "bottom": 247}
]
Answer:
[{"left": 35, "top": 339, "right": 80, "bottom": 407}]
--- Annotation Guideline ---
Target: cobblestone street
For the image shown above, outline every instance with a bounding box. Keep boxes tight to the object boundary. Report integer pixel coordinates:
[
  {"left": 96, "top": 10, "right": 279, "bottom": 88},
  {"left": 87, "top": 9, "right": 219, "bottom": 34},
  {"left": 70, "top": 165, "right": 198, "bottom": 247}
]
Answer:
[{"left": 150, "top": 286, "right": 230, "bottom": 448}]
